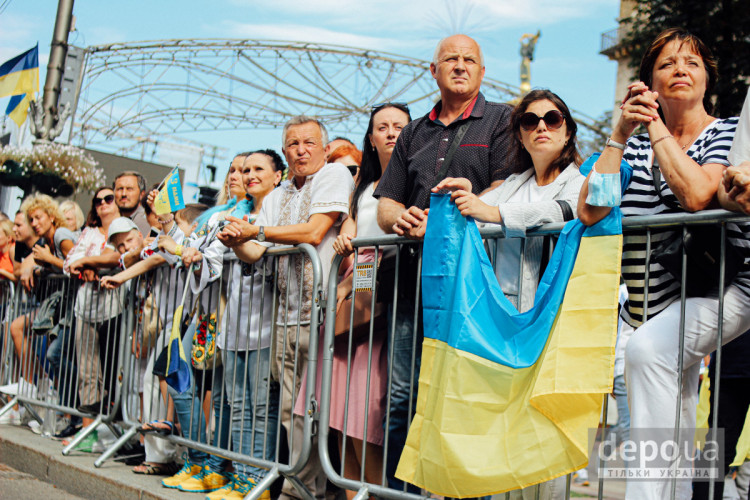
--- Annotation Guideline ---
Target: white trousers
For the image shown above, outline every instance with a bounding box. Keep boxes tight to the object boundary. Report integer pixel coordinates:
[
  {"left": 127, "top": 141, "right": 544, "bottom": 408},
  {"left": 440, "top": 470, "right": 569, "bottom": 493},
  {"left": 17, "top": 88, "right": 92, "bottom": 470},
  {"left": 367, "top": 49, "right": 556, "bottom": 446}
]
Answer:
[{"left": 624, "top": 284, "right": 750, "bottom": 500}]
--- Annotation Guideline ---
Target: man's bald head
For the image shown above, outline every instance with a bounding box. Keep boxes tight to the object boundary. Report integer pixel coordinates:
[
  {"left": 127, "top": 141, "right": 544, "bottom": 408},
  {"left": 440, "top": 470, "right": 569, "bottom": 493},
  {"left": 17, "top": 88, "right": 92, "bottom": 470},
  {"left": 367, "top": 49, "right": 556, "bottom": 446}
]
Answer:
[{"left": 433, "top": 34, "right": 484, "bottom": 67}]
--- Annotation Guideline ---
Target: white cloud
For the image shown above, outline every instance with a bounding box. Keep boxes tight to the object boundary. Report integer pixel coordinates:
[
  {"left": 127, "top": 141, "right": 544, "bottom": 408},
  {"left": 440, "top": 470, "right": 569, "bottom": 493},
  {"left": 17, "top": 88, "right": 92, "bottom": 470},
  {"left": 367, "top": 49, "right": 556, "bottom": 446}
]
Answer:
[
  {"left": 222, "top": 21, "right": 413, "bottom": 52},
  {"left": 229, "top": 0, "right": 617, "bottom": 32}
]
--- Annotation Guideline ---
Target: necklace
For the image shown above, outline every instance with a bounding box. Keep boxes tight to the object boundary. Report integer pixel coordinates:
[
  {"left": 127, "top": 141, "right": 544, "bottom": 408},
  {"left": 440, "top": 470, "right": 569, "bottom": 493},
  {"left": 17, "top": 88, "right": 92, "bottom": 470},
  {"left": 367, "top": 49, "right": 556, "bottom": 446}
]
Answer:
[{"left": 678, "top": 115, "right": 711, "bottom": 150}]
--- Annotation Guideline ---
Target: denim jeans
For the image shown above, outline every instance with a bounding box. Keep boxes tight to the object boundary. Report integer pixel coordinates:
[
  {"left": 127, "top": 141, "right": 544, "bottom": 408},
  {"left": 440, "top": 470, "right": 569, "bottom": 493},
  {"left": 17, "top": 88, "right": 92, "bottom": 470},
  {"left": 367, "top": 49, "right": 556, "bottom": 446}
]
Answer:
[
  {"left": 46, "top": 323, "right": 79, "bottom": 409},
  {"left": 611, "top": 374, "right": 630, "bottom": 444},
  {"left": 222, "top": 348, "right": 279, "bottom": 481},
  {"left": 384, "top": 291, "right": 422, "bottom": 493},
  {"left": 169, "top": 330, "right": 231, "bottom": 472}
]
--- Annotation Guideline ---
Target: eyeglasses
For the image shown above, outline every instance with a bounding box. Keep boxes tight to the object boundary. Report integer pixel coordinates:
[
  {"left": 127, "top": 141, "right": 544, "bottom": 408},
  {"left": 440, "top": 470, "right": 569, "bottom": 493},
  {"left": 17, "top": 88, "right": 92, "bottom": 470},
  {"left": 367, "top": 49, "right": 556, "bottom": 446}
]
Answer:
[
  {"left": 372, "top": 102, "right": 410, "bottom": 113},
  {"left": 519, "top": 110, "right": 565, "bottom": 131},
  {"left": 93, "top": 194, "right": 115, "bottom": 207},
  {"left": 346, "top": 165, "right": 359, "bottom": 177}
]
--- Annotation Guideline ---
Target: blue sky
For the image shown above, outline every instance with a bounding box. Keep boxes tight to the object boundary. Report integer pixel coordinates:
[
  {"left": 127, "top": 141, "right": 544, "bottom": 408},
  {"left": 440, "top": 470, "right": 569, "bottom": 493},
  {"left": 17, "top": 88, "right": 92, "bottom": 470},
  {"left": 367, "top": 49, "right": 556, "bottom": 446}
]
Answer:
[{"left": 0, "top": 0, "right": 620, "bottom": 168}]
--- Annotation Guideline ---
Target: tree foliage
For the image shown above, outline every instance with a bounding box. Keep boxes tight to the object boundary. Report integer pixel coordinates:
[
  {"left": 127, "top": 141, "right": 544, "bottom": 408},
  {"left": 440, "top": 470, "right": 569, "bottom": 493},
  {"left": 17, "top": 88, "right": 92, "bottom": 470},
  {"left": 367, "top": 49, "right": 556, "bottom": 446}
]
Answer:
[{"left": 622, "top": 0, "right": 750, "bottom": 117}]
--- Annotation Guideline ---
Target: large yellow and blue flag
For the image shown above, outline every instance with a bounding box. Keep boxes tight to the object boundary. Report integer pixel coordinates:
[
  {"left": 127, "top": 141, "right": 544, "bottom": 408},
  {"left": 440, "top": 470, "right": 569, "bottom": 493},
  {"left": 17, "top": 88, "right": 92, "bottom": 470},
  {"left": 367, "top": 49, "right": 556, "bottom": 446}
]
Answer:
[
  {"left": 153, "top": 167, "right": 185, "bottom": 215},
  {"left": 0, "top": 45, "right": 39, "bottom": 98},
  {"left": 395, "top": 192, "right": 624, "bottom": 497}
]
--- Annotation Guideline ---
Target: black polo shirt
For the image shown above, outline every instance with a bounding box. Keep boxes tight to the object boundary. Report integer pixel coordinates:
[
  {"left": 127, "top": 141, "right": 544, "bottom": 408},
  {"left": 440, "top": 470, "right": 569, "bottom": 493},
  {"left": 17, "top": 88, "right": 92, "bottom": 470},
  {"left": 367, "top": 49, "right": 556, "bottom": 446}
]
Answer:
[{"left": 374, "top": 92, "right": 514, "bottom": 209}]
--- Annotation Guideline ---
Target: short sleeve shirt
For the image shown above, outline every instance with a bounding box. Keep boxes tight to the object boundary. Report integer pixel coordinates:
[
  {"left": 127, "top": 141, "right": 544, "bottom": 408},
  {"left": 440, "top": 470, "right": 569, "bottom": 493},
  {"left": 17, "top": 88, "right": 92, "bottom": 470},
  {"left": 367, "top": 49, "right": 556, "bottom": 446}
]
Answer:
[
  {"left": 374, "top": 92, "right": 514, "bottom": 209},
  {"left": 255, "top": 162, "right": 354, "bottom": 324}
]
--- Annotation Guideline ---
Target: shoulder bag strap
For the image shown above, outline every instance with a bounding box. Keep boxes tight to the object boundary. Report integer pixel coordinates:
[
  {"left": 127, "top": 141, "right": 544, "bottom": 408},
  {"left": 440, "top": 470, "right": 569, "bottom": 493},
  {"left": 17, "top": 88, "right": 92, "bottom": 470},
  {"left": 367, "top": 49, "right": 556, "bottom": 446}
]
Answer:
[
  {"left": 555, "top": 200, "right": 574, "bottom": 221},
  {"left": 651, "top": 160, "right": 681, "bottom": 211},
  {"left": 433, "top": 121, "right": 472, "bottom": 186}
]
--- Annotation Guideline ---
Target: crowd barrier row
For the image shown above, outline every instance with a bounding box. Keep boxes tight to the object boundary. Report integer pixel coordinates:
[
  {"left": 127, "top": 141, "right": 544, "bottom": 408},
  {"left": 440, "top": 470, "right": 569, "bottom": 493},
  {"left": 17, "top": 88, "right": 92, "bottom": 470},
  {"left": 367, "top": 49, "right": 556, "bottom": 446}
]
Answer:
[{"left": 1, "top": 210, "right": 748, "bottom": 500}]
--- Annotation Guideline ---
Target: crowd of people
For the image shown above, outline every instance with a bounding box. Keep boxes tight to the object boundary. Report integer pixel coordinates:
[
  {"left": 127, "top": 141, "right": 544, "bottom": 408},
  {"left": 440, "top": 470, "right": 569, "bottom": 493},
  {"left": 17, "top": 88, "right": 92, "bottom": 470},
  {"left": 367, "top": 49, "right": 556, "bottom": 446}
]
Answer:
[{"left": 1, "top": 28, "right": 750, "bottom": 500}]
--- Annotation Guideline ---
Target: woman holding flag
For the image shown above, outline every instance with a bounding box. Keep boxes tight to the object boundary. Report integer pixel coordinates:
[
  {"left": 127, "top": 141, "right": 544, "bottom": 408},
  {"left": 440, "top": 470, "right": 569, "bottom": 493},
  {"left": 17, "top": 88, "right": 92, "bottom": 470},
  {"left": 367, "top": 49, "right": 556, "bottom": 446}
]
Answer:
[{"left": 577, "top": 28, "right": 750, "bottom": 500}]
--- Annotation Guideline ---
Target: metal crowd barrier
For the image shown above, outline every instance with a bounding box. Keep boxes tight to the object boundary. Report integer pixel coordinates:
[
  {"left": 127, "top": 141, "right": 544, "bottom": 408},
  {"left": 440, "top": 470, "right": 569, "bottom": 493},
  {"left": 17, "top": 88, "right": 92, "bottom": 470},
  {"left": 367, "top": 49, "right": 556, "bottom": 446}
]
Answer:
[
  {"left": 0, "top": 270, "right": 129, "bottom": 449},
  {"left": 2, "top": 209, "right": 749, "bottom": 500},
  {"left": 317, "top": 209, "right": 750, "bottom": 500},
  {"left": 100, "top": 243, "right": 323, "bottom": 499}
]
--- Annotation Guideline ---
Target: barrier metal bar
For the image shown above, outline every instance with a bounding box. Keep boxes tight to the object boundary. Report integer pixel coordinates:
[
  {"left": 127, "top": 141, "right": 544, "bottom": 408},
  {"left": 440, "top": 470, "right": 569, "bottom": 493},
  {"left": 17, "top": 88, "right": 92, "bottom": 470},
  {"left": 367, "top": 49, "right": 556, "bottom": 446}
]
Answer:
[
  {"left": 318, "top": 209, "right": 750, "bottom": 500},
  {"left": 0, "top": 271, "right": 130, "bottom": 457},
  {"left": 109, "top": 243, "right": 322, "bottom": 499}
]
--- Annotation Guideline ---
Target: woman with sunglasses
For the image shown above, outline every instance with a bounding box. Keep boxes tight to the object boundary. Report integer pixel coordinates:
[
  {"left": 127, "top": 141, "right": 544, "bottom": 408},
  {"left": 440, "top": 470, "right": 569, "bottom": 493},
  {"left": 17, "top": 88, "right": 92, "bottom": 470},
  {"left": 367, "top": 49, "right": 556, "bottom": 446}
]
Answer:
[
  {"left": 328, "top": 102, "right": 411, "bottom": 496},
  {"left": 434, "top": 89, "right": 584, "bottom": 314},
  {"left": 63, "top": 187, "right": 125, "bottom": 444}
]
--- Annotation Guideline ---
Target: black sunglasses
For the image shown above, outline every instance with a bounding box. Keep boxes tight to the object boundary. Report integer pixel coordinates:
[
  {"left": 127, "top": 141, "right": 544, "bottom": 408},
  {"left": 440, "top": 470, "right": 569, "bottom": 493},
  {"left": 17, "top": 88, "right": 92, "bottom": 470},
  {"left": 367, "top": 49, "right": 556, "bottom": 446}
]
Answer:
[
  {"left": 345, "top": 165, "right": 359, "bottom": 177},
  {"left": 519, "top": 110, "right": 565, "bottom": 131},
  {"left": 93, "top": 194, "right": 115, "bottom": 207},
  {"left": 372, "top": 101, "right": 410, "bottom": 113}
]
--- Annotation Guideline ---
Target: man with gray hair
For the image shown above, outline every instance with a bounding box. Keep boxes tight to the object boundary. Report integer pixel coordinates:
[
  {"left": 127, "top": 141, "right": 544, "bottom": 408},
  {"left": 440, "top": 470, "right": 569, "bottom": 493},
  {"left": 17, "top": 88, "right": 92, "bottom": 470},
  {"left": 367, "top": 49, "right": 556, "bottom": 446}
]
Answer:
[{"left": 219, "top": 115, "right": 354, "bottom": 500}]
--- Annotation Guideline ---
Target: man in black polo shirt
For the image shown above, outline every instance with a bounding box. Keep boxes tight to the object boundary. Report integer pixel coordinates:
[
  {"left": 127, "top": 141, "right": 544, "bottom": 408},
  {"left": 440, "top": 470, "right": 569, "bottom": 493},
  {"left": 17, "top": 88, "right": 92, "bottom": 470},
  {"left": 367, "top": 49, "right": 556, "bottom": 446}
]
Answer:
[{"left": 374, "top": 34, "right": 513, "bottom": 491}]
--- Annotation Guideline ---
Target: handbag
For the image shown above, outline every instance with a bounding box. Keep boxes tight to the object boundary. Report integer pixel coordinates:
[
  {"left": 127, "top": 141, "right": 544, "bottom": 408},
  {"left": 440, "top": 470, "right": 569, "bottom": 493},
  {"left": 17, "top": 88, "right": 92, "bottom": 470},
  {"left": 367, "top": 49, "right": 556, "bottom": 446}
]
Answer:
[
  {"left": 650, "top": 164, "right": 745, "bottom": 297},
  {"left": 31, "top": 290, "right": 64, "bottom": 335},
  {"left": 334, "top": 251, "right": 387, "bottom": 339}
]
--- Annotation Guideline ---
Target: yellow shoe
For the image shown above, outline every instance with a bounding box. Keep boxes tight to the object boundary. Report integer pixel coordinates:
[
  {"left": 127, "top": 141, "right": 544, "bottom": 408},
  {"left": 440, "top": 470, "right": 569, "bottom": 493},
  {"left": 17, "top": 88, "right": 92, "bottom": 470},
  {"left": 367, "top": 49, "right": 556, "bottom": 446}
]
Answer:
[
  {"left": 162, "top": 459, "right": 203, "bottom": 489},
  {"left": 222, "top": 475, "right": 270, "bottom": 500},
  {"left": 205, "top": 477, "right": 237, "bottom": 500},
  {"left": 178, "top": 466, "right": 230, "bottom": 493}
]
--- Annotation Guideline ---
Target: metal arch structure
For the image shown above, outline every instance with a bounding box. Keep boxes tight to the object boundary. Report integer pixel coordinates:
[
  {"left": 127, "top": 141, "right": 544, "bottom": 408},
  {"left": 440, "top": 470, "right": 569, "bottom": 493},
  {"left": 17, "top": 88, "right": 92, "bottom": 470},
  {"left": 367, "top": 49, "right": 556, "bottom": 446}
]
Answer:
[{"left": 69, "top": 38, "right": 607, "bottom": 161}]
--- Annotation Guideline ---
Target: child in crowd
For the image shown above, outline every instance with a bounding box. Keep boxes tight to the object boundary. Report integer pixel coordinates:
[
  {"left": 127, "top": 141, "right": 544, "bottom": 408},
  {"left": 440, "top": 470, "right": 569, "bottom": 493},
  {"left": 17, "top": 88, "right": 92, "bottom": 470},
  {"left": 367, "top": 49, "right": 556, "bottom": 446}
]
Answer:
[{"left": 102, "top": 204, "right": 211, "bottom": 478}]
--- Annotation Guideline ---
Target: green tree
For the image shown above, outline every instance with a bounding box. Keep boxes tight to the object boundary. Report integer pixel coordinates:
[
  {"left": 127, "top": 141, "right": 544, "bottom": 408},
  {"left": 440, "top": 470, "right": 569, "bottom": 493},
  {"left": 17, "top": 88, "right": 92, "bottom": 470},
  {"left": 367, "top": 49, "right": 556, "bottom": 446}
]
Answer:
[{"left": 622, "top": 0, "right": 750, "bottom": 117}]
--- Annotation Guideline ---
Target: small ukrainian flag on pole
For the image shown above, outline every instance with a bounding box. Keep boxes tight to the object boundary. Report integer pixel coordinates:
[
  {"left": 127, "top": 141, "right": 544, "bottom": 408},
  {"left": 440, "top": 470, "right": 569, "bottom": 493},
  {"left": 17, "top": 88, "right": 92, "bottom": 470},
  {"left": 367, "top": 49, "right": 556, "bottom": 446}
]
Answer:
[{"left": 153, "top": 167, "right": 185, "bottom": 215}]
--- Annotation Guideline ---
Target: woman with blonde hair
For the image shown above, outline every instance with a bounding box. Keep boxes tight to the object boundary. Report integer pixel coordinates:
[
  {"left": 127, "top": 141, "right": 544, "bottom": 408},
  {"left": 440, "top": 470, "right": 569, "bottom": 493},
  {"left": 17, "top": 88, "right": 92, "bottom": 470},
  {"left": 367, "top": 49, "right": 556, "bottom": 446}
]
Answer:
[
  {"left": 12, "top": 194, "right": 77, "bottom": 375},
  {"left": 59, "top": 200, "right": 85, "bottom": 236}
]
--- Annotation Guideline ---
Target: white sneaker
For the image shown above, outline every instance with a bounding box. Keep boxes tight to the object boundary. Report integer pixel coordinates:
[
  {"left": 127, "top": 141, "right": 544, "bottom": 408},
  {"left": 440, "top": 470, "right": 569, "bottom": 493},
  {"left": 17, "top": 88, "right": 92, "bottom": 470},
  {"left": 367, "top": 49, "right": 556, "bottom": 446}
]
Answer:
[
  {"left": 28, "top": 419, "right": 42, "bottom": 434},
  {"left": 0, "top": 407, "right": 25, "bottom": 425}
]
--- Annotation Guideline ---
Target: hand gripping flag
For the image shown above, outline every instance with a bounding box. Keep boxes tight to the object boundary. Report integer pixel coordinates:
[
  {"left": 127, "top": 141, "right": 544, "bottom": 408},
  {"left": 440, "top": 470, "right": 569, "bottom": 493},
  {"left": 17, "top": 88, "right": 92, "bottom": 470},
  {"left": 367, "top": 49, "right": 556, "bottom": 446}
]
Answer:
[
  {"left": 0, "top": 45, "right": 39, "bottom": 98},
  {"left": 153, "top": 167, "right": 186, "bottom": 215},
  {"left": 152, "top": 271, "right": 192, "bottom": 393},
  {"left": 395, "top": 193, "right": 623, "bottom": 497}
]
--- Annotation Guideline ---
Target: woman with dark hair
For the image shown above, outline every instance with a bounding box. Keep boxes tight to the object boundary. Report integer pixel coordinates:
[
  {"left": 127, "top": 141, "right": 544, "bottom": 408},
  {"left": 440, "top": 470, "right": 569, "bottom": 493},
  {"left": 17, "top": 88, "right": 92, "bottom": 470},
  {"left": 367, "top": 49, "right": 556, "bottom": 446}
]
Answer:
[
  {"left": 63, "top": 186, "right": 124, "bottom": 447},
  {"left": 175, "top": 150, "right": 284, "bottom": 498},
  {"left": 434, "top": 89, "right": 584, "bottom": 312},
  {"left": 577, "top": 28, "right": 750, "bottom": 500},
  {"left": 330, "top": 102, "right": 411, "bottom": 496}
]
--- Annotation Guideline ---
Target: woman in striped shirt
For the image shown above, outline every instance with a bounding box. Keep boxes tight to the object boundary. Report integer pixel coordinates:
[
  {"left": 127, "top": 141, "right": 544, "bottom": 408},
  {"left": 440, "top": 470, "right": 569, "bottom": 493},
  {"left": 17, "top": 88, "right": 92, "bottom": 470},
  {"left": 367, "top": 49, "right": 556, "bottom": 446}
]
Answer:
[{"left": 578, "top": 28, "right": 750, "bottom": 500}]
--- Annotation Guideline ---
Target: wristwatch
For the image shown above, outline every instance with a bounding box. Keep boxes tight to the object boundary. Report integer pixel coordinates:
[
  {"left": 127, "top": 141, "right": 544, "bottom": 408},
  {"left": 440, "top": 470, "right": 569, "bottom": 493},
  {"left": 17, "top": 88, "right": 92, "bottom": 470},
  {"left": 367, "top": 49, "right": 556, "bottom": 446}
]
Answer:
[
  {"left": 257, "top": 226, "right": 266, "bottom": 242},
  {"left": 605, "top": 137, "right": 626, "bottom": 151}
]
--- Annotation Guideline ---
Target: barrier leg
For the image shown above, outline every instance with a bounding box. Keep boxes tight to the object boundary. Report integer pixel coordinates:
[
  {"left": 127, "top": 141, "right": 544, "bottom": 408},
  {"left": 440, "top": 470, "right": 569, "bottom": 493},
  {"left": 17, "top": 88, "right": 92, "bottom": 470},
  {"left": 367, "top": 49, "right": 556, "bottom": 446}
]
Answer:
[
  {"left": 285, "top": 474, "right": 315, "bottom": 500},
  {"left": 0, "top": 396, "right": 18, "bottom": 417},
  {"left": 351, "top": 486, "right": 370, "bottom": 500},
  {"left": 62, "top": 415, "right": 102, "bottom": 456},
  {"left": 94, "top": 424, "right": 138, "bottom": 468},
  {"left": 244, "top": 467, "right": 280, "bottom": 500}
]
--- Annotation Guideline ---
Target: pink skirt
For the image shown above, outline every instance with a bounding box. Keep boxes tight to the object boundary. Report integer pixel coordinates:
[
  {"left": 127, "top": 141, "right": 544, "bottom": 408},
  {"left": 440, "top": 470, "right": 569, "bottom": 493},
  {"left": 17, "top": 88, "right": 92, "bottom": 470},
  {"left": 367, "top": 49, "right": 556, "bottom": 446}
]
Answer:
[{"left": 294, "top": 251, "right": 388, "bottom": 445}]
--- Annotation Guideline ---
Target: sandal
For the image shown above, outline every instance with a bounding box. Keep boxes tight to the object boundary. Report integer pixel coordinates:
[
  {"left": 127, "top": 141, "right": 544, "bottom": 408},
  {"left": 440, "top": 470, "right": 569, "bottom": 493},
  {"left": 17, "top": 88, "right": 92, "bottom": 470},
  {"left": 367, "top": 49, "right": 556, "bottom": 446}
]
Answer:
[
  {"left": 138, "top": 420, "right": 174, "bottom": 434},
  {"left": 132, "top": 461, "right": 179, "bottom": 475}
]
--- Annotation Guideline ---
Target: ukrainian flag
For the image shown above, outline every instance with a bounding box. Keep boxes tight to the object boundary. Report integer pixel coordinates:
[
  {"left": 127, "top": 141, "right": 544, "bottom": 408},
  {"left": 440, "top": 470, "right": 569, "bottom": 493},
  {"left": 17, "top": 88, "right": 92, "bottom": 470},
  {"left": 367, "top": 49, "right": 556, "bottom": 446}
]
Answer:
[
  {"left": 6, "top": 93, "right": 32, "bottom": 127},
  {"left": 0, "top": 45, "right": 39, "bottom": 98},
  {"left": 395, "top": 193, "right": 623, "bottom": 497},
  {"left": 152, "top": 280, "right": 192, "bottom": 393},
  {"left": 153, "top": 167, "right": 185, "bottom": 215}
]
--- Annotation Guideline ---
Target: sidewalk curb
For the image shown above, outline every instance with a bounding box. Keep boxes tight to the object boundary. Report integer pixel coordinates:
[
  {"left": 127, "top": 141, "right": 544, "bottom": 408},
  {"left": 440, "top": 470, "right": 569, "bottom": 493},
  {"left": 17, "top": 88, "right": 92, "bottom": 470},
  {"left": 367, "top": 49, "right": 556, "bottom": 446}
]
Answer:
[{"left": 0, "top": 424, "right": 184, "bottom": 500}]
